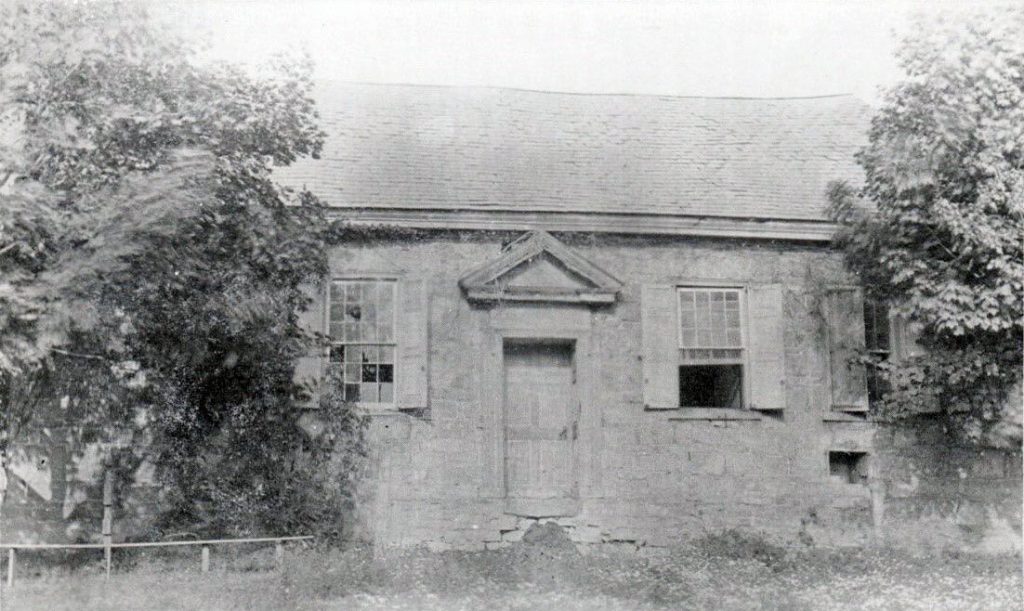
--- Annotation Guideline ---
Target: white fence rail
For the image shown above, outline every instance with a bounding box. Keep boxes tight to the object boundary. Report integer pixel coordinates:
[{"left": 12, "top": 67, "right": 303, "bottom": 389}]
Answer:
[{"left": 0, "top": 535, "right": 314, "bottom": 587}]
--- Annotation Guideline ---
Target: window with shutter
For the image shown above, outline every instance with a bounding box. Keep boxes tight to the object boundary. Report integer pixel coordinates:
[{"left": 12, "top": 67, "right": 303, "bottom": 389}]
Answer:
[
  {"left": 294, "top": 281, "right": 327, "bottom": 407},
  {"left": 395, "top": 278, "right": 429, "bottom": 410},
  {"left": 641, "top": 283, "right": 786, "bottom": 412},
  {"left": 641, "top": 285, "right": 679, "bottom": 409},
  {"left": 745, "top": 284, "right": 786, "bottom": 411},
  {"left": 822, "top": 287, "right": 869, "bottom": 413},
  {"left": 314, "top": 277, "right": 429, "bottom": 411},
  {"left": 862, "top": 299, "right": 927, "bottom": 406},
  {"left": 889, "top": 312, "right": 925, "bottom": 362}
]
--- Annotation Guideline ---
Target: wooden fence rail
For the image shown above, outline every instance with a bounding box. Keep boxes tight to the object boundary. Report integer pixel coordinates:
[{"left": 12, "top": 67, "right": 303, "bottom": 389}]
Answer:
[{"left": 0, "top": 535, "right": 314, "bottom": 588}]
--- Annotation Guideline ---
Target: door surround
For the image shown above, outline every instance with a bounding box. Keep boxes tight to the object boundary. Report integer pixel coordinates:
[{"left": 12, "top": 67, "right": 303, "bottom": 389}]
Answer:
[
  {"left": 503, "top": 338, "right": 579, "bottom": 517},
  {"left": 477, "top": 304, "right": 597, "bottom": 515}
]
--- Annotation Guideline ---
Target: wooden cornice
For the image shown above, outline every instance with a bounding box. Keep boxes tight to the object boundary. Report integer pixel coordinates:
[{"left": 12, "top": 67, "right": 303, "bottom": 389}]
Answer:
[{"left": 324, "top": 207, "right": 838, "bottom": 242}]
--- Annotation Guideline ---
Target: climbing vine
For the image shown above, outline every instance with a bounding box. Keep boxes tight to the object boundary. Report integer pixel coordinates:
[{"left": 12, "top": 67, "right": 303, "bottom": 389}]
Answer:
[{"left": 828, "top": 9, "right": 1023, "bottom": 446}]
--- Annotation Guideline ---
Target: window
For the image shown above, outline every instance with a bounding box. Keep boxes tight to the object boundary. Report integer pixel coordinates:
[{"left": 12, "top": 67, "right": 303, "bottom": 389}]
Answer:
[
  {"left": 863, "top": 299, "right": 891, "bottom": 355},
  {"left": 327, "top": 279, "right": 396, "bottom": 404},
  {"left": 677, "top": 288, "right": 744, "bottom": 408},
  {"left": 828, "top": 451, "right": 869, "bottom": 484},
  {"left": 863, "top": 299, "right": 891, "bottom": 405}
]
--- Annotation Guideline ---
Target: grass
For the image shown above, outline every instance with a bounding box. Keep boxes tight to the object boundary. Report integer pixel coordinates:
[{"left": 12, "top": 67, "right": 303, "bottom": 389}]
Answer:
[{"left": 2, "top": 538, "right": 1021, "bottom": 610}]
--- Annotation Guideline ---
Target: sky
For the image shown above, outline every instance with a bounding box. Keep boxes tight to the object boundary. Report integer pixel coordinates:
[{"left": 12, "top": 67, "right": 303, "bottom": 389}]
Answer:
[{"left": 154, "top": 1, "right": 984, "bottom": 103}]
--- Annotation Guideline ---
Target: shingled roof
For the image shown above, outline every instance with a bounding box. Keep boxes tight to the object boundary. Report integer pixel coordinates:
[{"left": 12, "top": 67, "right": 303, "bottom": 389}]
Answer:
[{"left": 275, "top": 81, "right": 871, "bottom": 224}]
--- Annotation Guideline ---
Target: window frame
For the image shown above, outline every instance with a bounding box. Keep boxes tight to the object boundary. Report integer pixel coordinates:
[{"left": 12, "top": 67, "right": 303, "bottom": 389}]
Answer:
[
  {"left": 827, "top": 450, "right": 870, "bottom": 485},
  {"left": 675, "top": 285, "right": 750, "bottom": 409},
  {"left": 325, "top": 276, "right": 399, "bottom": 408},
  {"left": 863, "top": 298, "right": 891, "bottom": 358},
  {"left": 862, "top": 298, "right": 892, "bottom": 406}
]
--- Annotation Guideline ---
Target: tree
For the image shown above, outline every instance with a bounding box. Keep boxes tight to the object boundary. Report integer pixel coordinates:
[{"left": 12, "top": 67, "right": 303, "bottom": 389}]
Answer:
[
  {"left": 828, "top": 8, "right": 1023, "bottom": 446},
  {"left": 0, "top": 1, "right": 363, "bottom": 540},
  {"left": 1, "top": 151, "right": 220, "bottom": 538}
]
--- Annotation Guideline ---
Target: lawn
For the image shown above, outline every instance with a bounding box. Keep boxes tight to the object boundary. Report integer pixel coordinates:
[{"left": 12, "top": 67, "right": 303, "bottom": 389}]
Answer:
[{"left": 3, "top": 537, "right": 1021, "bottom": 610}]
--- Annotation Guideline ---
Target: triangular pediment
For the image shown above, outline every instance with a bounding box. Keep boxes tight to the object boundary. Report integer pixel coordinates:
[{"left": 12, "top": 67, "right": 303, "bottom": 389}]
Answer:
[
  {"left": 500, "top": 253, "right": 595, "bottom": 291},
  {"left": 459, "top": 231, "right": 622, "bottom": 304}
]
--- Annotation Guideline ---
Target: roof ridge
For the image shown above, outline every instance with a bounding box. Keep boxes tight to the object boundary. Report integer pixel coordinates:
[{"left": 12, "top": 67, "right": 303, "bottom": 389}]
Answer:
[{"left": 316, "top": 79, "right": 858, "bottom": 102}]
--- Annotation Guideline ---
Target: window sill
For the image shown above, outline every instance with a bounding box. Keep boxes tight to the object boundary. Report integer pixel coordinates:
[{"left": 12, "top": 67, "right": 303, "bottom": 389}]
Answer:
[
  {"left": 667, "top": 408, "right": 763, "bottom": 421},
  {"left": 297, "top": 402, "right": 428, "bottom": 417},
  {"left": 823, "top": 412, "right": 870, "bottom": 423},
  {"left": 356, "top": 404, "right": 431, "bottom": 419},
  {"left": 359, "top": 404, "right": 396, "bottom": 415}
]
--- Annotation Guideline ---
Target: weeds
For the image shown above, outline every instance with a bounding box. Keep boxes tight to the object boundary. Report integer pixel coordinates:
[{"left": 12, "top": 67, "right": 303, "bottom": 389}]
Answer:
[
  {"left": 4, "top": 539, "right": 1021, "bottom": 610},
  {"left": 693, "top": 528, "right": 789, "bottom": 569}
]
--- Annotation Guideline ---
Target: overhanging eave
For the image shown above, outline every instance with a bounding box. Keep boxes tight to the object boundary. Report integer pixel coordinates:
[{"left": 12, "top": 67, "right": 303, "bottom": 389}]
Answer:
[{"left": 324, "top": 207, "right": 838, "bottom": 242}]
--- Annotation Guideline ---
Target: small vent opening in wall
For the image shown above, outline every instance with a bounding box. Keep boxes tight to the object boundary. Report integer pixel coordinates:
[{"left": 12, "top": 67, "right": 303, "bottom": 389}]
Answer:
[{"left": 829, "top": 451, "right": 869, "bottom": 485}]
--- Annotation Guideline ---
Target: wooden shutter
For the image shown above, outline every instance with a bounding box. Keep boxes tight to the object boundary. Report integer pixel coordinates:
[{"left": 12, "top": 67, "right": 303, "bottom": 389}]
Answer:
[
  {"left": 890, "top": 312, "right": 925, "bottom": 361},
  {"left": 746, "top": 284, "right": 786, "bottom": 411},
  {"left": 641, "top": 285, "right": 679, "bottom": 409},
  {"left": 294, "top": 281, "right": 327, "bottom": 407},
  {"left": 396, "top": 278, "right": 429, "bottom": 410},
  {"left": 822, "top": 287, "right": 869, "bottom": 412}
]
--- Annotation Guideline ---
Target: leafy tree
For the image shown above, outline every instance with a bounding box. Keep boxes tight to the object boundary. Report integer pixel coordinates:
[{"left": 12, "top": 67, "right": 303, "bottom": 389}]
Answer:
[
  {"left": 828, "top": 8, "right": 1023, "bottom": 446},
  {"left": 1, "top": 1, "right": 363, "bottom": 540}
]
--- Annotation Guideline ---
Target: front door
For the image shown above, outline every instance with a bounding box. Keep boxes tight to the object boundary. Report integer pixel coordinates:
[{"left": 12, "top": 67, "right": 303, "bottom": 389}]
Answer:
[{"left": 503, "top": 340, "right": 578, "bottom": 514}]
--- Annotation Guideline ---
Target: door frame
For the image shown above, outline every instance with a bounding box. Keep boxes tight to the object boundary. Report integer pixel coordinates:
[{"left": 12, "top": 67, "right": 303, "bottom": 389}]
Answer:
[
  {"left": 477, "top": 305, "right": 596, "bottom": 514},
  {"left": 502, "top": 337, "right": 580, "bottom": 504}
]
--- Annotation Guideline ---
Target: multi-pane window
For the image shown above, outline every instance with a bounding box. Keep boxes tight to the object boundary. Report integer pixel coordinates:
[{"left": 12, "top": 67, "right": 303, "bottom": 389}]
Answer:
[
  {"left": 328, "top": 279, "right": 396, "bottom": 404},
  {"left": 677, "top": 288, "right": 744, "bottom": 408},
  {"left": 863, "top": 299, "right": 891, "bottom": 404}
]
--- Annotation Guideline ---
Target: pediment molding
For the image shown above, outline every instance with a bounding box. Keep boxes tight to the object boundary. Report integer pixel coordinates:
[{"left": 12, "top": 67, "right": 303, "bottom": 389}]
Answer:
[{"left": 459, "top": 231, "right": 622, "bottom": 305}]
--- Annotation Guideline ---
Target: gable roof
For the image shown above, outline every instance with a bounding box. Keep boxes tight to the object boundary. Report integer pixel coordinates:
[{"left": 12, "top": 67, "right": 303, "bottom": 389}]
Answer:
[{"left": 275, "top": 81, "right": 872, "bottom": 230}]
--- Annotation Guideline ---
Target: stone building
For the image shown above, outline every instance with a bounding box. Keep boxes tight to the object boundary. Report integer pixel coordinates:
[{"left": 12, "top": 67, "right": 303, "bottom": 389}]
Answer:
[
  {"left": 277, "top": 83, "right": 1022, "bottom": 552},
  {"left": 3, "top": 82, "right": 1018, "bottom": 552}
]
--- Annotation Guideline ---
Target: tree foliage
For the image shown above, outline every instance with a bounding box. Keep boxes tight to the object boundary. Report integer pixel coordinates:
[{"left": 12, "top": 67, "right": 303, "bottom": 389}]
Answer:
[
  {"left": 1, "top": 1, "right": 363, "bottom": 539},
  {"left": 828, "top": 8, "right": 1023, "bottom": 446}
]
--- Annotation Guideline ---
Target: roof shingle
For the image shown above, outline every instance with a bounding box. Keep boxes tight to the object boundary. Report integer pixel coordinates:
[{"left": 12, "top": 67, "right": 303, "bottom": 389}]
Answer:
[{"left": 274, "top": 82, "right": 872, "bottom": 222}]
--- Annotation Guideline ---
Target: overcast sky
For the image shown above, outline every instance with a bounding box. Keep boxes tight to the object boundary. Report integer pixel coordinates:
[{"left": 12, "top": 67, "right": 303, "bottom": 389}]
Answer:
[{"left": 156, "top": 1, "right": 984, "bottom": 103}]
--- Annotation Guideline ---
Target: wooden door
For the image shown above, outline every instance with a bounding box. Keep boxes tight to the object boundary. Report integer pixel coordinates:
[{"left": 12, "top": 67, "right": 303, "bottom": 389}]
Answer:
[{"left": 503, "top": 340, "right": 577, "bottom": 501}]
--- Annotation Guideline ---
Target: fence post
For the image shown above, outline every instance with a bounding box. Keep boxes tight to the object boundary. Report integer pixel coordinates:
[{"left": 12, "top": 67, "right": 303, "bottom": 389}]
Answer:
[
  {"left": 6, "top": 548, "right": 14, "bottom": 588},
  {"left": 102, "top": 467, "right": 113, "bottom": 580},
  {"left": 201, "top": 546, "right": 210, "bottom": 573},
  {"left": 275, "top": 541, "right": 284, "bottom": 572},
  {"left": 870, "top": 477, "right": 886, "bottom": 546}
]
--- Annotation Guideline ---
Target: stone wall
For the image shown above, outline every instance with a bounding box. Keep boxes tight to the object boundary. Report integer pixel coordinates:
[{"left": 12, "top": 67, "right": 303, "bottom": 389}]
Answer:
[
  {"left": 334, "top": 232, "right": 1021, "bottom": 553},
  {"left": 3, "top": 230, "right": 1018, "bottom": 554},
  {"left": 873, "top": 419, "right": 1022, "bottom": 553}
]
